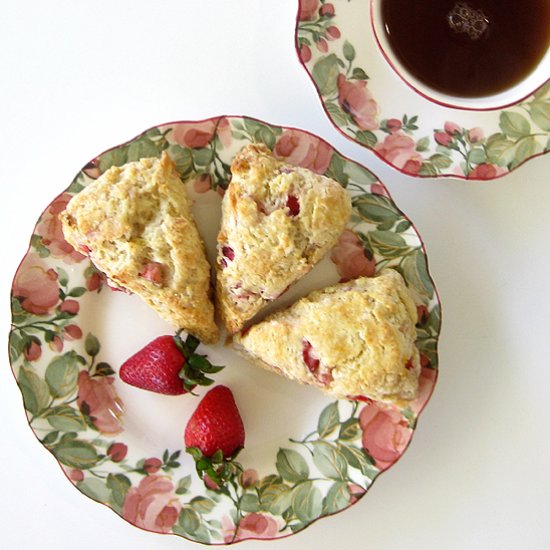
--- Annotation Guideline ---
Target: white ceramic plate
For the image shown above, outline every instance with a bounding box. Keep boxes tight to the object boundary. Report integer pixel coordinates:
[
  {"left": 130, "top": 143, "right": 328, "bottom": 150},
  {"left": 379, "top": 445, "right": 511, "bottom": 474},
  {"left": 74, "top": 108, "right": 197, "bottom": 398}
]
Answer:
[
  {"left": 9, "top": 117, "right": 440, "bottom": 544},
  {"left": 295, "top": 0, "right": 550, "bottom": 179}
]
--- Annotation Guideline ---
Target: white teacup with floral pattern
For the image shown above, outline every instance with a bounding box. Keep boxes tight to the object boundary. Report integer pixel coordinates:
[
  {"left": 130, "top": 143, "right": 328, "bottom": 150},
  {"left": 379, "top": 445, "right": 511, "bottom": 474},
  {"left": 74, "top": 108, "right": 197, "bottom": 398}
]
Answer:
[{"left": 370, "top": 0, "right": 550, "bottom": 110}]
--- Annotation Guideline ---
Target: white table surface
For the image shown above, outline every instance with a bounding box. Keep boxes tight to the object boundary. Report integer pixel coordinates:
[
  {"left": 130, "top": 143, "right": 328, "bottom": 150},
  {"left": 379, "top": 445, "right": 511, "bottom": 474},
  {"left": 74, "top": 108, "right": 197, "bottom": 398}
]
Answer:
[{"left": 2, "top": 1, "right": 549, "bottom": 549}]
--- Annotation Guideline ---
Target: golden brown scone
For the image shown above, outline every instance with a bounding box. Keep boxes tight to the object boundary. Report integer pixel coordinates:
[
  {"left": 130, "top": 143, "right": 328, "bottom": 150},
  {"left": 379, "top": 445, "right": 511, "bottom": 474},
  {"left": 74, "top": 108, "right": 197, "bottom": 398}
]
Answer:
[
  {"left": 216, "top": 143, "right": 351, "bottom": 334},
  {"left": 59, "top": 152, "right": 219, "bottom": 344},
  {"left": 233, "top": 270, "right": 420, "bottom": 404}
]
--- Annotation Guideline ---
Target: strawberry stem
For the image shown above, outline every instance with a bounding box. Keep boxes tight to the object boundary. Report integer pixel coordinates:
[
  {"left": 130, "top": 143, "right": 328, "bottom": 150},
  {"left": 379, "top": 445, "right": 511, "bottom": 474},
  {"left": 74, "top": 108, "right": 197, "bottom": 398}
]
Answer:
[
  {"left": 185, "top": 446, "right": 243, "bottom": 489},
  {"left": 174, "top": 333, "right": 224, "bottom": 391},
  {"left": 175, "top": 331, "right": 200, "bottom": 356}
]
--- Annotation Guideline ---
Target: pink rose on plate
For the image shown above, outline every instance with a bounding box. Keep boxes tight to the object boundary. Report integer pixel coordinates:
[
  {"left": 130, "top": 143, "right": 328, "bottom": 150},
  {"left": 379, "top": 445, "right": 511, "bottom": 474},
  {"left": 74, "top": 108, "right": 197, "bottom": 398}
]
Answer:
[
  {"left": 35, "top": 193, "right": 86, "bottom": 264},
  {"left": 168, "top": 118, "right": 231, "bottom": 149},
  {"left": 223, "top": 513, "right": 280, "bottom": 543},
  {"left": 192, "top": 173, "right": 212, "bottom": 194},
  {"left": 62, "top": 466, "right": 84, "bottom": 482},
  {"left": 299, "top": 0, "right": 320, "bottom": 21},
  {"left": 337, "top": 74, "right": 379, "bottom": 131},
  {"left": 60, "top": 299, "right": 79, "bottom": 314},
  {"left": 467, "top": 163, "right": 507, "bottom": 180},
  {"left": 386, "top": 118, "right": 402, "bottom": 133},
  {"left": 63, "top": 324, "right": 83, "bottom": 340},
  {"left": 274, "top": 130, "right": 333, "bottom": 174},
  {"left": 416, "top": 304, "right": 430, "bottom": 325},
  {"left": 316, "top": 38, "right": 329, "bottom": 53},
  {"left": 370, "top": 183, "right": 390, "bottom": 197},
  {"left": 49, "top": 335, "right": 63, "bottom": 353},
  {"left": 107, "top": 442, "right": 128, "bottom": 463},
  {"left": 330, "top": 229, "right": 376, "bottom": 280},
  {"left": 122, "top": 475, "right": 181, "bottom": 534},
  {"left": 82, "top": 159, "right": 102, "bottom": 180},
  {"left": 240, "top": 468, "right": 259, "bottom": 488},
  {"left": 401, "top": 159, "right": 423, "bottom": 176},
  {"left": 359, "top": 400, "right": 413, "bottom": 470},
  {"left": 326, "top": 25, "right": 340, "bottom": 40},
  {"left": 24, "top": 339, "right": 42, "bottom": 361},
  {"left": 374, "top": 132, "right": 423, "bottom": 172},
  {"left": 434, "top": 131, "right": 453, "bottom": 147},
  {"left": 467, "top": 127, "right": 484, "bottom": 143},
  {"left": 13, "top": 253, "right": 60, "bottom": 315},
  {"left": 143, "top": 457, "right": 162, "bottom": 474},
  {"left": 77, "top": 371, "right": 123, "bottom": 435},
  {"left": 444, "top": 121, "right": 462, "bottom": 135},
  {"left": 348, "top": 483, "right": 366, "bottom": 505},
  {"left": 299, "top": 43, "right": 312, "bottom": 63},
  {"left": 410, "top": 366, "right": 438, "bottom": 415},
  {"left": 320, "top": 3, "right": 335, "bottom": 17}
]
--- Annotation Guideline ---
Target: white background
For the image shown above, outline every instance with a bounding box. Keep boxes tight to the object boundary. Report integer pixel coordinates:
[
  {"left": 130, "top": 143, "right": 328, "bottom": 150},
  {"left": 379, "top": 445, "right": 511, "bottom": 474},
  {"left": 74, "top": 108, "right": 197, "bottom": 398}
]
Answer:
[{"left": 1, "top": 1, "right": 549, "bottom": 549}]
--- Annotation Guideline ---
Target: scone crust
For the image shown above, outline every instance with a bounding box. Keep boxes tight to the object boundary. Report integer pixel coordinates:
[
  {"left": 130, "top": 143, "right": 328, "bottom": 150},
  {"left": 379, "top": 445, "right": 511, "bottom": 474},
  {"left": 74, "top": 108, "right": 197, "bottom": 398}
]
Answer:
[
  {"left": 234, "top": 270, "right": 420, "bottom": 404},
  {"left": 59, "top": 152, "right": 219, "bottom": 343},
  {"left": 216, "top": 143, "right": 351, "bottom": 334}
]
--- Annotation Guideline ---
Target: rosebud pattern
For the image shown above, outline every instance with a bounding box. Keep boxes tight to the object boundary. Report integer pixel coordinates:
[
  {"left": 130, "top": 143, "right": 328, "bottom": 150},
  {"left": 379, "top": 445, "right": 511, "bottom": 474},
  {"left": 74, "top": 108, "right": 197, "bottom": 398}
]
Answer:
[
  {"left": 9, "top": 117, "right": 440, "bottom": 544},
  {"left": 296, "top": 2, "right": 549, "bottom": 178}
]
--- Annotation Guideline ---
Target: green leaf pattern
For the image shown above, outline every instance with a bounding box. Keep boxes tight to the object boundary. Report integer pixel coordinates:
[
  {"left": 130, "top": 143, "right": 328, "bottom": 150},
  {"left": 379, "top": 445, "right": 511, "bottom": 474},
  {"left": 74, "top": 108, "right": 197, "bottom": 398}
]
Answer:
[
  {"left": 297, "top": 1, "right": 550, "bottom": 178},
  {"left": 9, "top": 116, "right": 440, "bottom": 543}
]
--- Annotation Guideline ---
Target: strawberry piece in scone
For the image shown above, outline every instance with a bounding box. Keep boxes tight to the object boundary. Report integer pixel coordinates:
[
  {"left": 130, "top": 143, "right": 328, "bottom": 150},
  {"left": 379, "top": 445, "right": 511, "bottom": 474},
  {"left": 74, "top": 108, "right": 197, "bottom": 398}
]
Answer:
[
  {"left": 59, "top": 152, "right": 219, "bottom": 344},
  {"left": 216, "top": 143, "right": 351, "bottom": 334},
  {"left": 234, "top": 270, "right": 421, "bottom": 405}
]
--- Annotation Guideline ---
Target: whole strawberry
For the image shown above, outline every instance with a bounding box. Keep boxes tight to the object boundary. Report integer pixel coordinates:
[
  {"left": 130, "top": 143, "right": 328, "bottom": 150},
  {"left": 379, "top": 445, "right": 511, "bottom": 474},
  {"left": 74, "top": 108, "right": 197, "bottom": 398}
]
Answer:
[
  {"left": 185, "top": 385, "right": 245, "bottom": 488},
  {"left": 120, "top": 333, "right": 223, "bottom": 395}
]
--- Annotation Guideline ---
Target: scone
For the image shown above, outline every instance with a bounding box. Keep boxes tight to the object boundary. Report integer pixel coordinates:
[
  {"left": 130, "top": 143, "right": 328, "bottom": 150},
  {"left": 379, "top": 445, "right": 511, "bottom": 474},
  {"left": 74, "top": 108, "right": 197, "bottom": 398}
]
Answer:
[
  {"left": 233, "top": 270, "right": 420, "bottom": 404},
  {"left": 59, "top": 152, "right": 219, "bottom": 344},
  {"left": 216, "top": 143, "right": 351, "bottom": 334}
]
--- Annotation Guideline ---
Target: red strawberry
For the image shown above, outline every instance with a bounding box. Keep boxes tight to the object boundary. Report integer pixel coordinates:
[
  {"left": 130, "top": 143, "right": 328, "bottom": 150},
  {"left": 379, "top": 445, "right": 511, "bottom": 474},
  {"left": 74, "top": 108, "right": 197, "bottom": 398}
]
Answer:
[
  {"left": 119, "top": 333, "right": 223, "bottom": 395},
  {"left": 302, "top": 339, "right": 333, "bottom": 386},
  {"left": 185, "top": 385, "right": 245, "bottom": 488},
  {"left": 185, "top": 385, "right": 244, "bottom": 456},
  {"left": 302, "top": 339, "right": 320, "bottom": 373},
  {"left": 347, "top": 395, "right": 373, "bottom": 404},
  {"left": 138, "top": 260, "right": 164, "bottom": 284},
  {"left": 286, "top": 194, "right": 300, "bottom": 216},
  {"left": 222, "top": 245, "right": 235, "bottom": 261}
]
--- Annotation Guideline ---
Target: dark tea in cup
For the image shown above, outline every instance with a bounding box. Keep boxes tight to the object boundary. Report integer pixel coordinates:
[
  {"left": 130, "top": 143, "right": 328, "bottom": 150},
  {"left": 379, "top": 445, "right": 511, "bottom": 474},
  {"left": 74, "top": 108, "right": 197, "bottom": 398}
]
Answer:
[{"left": 372, "top": 0, "right": 550, "bottom": 107}]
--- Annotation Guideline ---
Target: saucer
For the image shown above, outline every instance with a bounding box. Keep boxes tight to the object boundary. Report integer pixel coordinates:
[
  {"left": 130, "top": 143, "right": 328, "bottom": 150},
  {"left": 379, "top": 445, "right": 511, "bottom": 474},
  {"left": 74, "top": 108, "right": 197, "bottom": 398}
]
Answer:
[{"left": 295, "top": 0, "right": 550, "bottom": 179}]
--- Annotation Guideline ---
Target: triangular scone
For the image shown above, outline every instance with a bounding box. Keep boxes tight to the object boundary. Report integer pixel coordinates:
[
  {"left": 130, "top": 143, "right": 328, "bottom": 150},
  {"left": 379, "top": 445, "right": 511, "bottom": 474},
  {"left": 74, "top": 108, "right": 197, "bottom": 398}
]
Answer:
[
  {"left": 60, "top": 152, "right": 219, "bottom": 344},
  {"left": 216, "top": 143, "right": 351, "bottom": 334},
  {"left": 233, "top": 270, "right": 420, "bottom": 404}
]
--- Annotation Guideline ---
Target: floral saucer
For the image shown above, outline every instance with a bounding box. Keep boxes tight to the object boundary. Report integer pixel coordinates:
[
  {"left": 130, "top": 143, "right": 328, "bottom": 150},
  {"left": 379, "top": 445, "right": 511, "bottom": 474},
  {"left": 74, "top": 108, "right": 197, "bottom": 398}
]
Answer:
[
  {"left": 296, "top": 0, "right": 550, "bottom": 179},
  {"left": 9, "top": 117, "right": 440, "bottom": 544}
]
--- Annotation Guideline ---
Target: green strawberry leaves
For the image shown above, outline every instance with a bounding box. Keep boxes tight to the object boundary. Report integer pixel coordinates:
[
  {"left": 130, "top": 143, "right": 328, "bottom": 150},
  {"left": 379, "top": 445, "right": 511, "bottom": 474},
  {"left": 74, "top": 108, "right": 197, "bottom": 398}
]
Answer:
[
  {"left": 175, "top": 333, "right": 224, "bottom": 393},
  {"left": 186, "top": 446, "right": 243, "bottom": 490},
  {"left": 179, "top": 334, "right": 200, "bottom": 355}
]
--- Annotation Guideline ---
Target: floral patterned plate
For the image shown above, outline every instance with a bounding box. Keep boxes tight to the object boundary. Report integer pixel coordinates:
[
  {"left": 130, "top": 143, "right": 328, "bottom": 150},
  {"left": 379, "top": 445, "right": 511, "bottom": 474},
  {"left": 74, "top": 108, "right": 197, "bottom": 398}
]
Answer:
[
  {"left": 9, "top": 117, "right": 440, "bottom": 544},
  {"left": 296, "top": 0, "right": 550, "bottom": 179}
]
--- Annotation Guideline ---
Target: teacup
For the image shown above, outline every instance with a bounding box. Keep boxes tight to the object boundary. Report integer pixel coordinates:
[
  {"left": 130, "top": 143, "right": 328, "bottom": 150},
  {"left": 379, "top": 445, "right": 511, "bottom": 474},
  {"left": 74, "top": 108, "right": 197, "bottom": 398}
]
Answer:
[{"left": 370, "top": 0, "right": 550, "bottom": 110}]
